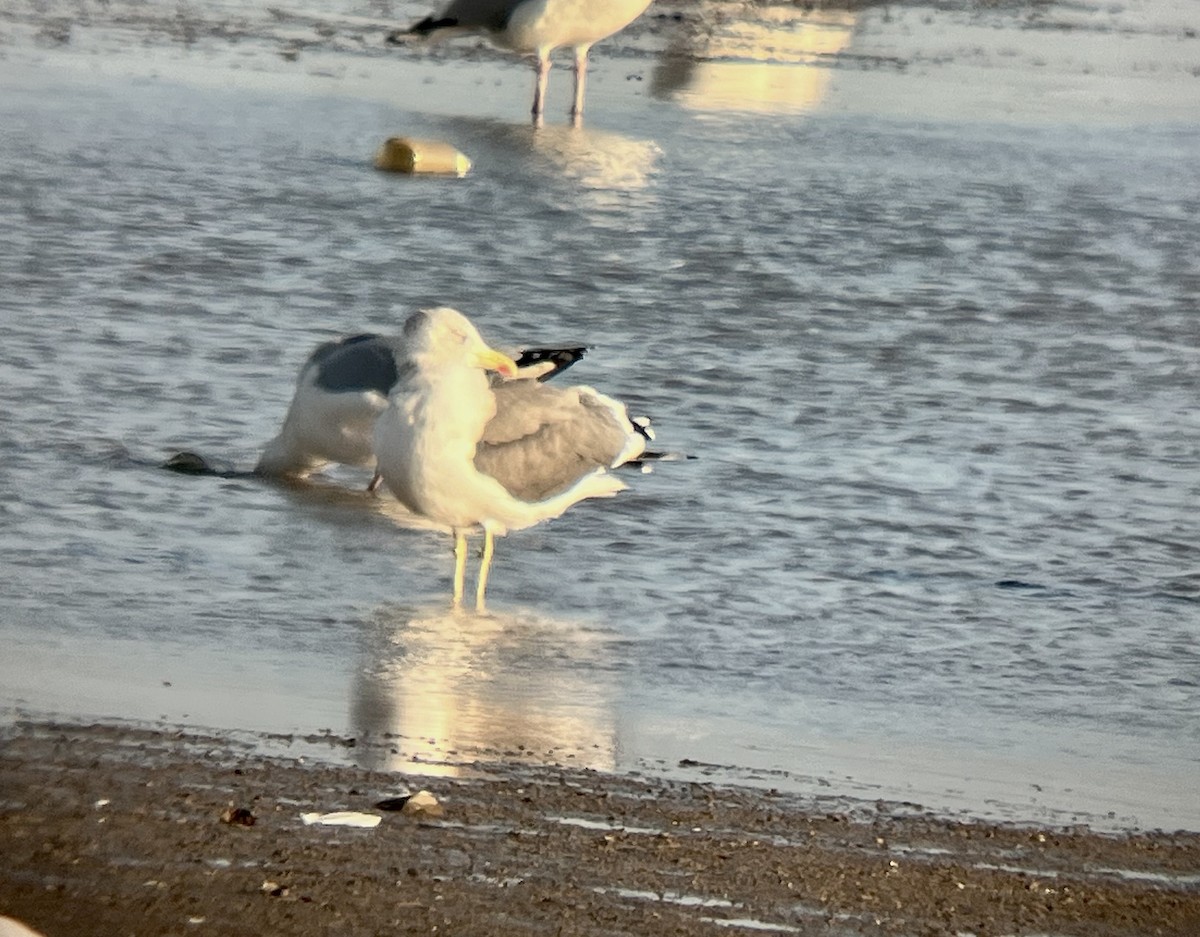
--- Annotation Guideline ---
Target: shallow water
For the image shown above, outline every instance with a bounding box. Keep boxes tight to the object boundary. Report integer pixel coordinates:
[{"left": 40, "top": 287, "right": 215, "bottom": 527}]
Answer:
[{"left": 1, "top": 0, "right": 1198, "bottom": 831}]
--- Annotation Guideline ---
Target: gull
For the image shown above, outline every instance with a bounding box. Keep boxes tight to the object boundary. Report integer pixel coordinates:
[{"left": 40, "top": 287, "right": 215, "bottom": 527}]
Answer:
[
  {"left": 256, "top": 332, "right": 586, "bottom": 487},
  {"left": 374, "top": 306, "right": 645, "bottom": 611},
  {"left": 398, "top": 0, "right": 654, "bottom": 123}
]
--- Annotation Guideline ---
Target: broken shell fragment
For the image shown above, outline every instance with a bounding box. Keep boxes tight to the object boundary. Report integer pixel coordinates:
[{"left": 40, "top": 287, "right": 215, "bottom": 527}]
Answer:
[
  {"left": 401, "top": 790, "right": 443, "bottom": 818},
  {"left": 300, "top": 811, "right": 382, "bottom": 828}
]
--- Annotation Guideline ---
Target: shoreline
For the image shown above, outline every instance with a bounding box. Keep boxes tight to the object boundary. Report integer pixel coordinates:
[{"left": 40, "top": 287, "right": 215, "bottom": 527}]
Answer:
[{"left": 2, "top": 720, "right": 1199, "bottom": 936}]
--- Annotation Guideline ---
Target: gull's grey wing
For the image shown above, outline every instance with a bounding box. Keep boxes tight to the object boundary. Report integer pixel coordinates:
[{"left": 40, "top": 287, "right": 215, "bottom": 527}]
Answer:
[
  {"left": 411, "top": 0, "right": 519, "bottom": 34},
  {"left": 476, "top": 380, "right": 644, "bottom": 502},
  {"left": 306, "top": 334, "right": 401, "bottom": 396}
]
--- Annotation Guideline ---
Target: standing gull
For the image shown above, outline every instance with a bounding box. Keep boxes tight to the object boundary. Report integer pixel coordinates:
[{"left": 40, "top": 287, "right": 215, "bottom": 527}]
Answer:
[
  {"left": 256, "top": 332, "right": 586, "bottom": 486},
  {"left": 374, "top": 306, "right": 645, "bottom": 611},
  {"left": 398, "top": 0, "right": 654, "bottom": 123}
]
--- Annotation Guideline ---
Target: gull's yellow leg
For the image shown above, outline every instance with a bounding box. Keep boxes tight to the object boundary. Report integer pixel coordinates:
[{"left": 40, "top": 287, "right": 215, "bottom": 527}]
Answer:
[
  {"left": 452, "top": 531, "right": 468, "bottom": 608},
  {"left": 475, "top": 528, "right": 495, "bottom": 614}
]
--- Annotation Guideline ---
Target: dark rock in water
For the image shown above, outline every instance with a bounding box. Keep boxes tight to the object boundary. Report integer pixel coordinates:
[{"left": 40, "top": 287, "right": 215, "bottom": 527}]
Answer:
[
  {"left": 220, "top": 806, "right": 256, "bottom": 827},
  {"left": 995, "top": 579, "right": 1046, "bottom": 591},
  {"left": 162, "top": 451, "right": 239, "bottom": 477}
]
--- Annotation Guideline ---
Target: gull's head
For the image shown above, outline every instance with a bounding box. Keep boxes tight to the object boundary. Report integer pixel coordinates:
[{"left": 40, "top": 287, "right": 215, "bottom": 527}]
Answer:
[{"left": 404, "top": 307, "right": 518, "bottom": 378}]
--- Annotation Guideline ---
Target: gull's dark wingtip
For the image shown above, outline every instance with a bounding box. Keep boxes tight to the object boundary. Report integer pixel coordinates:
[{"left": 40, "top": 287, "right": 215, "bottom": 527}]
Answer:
[
  {"left": 514, "top": 346, "right": 589, "bottom": 382},
  {"left": 391, "top": 16, "right": 457, "bottom": 43},
  {"left": 622, "top": 451, "right": 697, "bottom": 473}
]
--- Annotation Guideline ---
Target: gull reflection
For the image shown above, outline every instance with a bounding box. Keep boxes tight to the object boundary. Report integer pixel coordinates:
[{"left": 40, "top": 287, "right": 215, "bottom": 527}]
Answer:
[
  {"left": 430, "top": 116, "right": 664, "bottom": 214},
  {"left": 351, "top": 604, "right": 619, "bottom": 777},
  {"left": 527, "top": 124, "right": 663, "bottom": 192},
  {"left": 449, "top": 119, "right": 664, "bottom": 216},
  {"left": 652, "top": 5, "right": 859, "bottom": 114}
]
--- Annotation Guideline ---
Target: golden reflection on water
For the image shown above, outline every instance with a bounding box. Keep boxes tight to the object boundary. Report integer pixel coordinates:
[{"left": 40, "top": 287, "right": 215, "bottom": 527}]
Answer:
[
  {"left": 351, "top": 604, "right": 618, "bottom": 777},
  {"left": 653, "top": 7, "right": 858, "bottom": 114},
  {"left": 528, "top": 124, "right": 663, "bottom": 192},
  {"left": 433, "top": 117, "right": 663, "bottom": 212}
]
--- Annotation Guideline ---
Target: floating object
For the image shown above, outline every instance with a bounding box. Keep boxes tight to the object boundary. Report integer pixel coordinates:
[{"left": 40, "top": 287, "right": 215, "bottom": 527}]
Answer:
[
  {"left": 375, "top": 137, "right": 471, "bottom": 176},
  {"left": 397, "top": 0, "right": 653, "bottom": 123},
  {"left": 373, "top": 307, "right": 649, "bottom": 611},
  {"left": 300, "top": 811, "right": 382, "bottom": 828}
]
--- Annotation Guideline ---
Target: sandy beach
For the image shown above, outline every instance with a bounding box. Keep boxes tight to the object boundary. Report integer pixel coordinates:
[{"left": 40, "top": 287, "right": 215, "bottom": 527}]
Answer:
[{"left": 3, "top": 721, "right": 1199, "bottom": 936}]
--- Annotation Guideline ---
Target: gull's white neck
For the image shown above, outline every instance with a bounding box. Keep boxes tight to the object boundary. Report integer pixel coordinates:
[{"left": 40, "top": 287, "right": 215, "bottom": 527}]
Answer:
[{"left": 403, "top": 358, "right": 495, "bottom": 459}]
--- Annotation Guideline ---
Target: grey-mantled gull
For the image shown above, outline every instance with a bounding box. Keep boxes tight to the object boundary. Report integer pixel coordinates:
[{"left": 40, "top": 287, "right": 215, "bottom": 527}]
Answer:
[
  {"left": 398, "top": 0, "right": 654, "bottom": 123},
  {"left": 256, "top": 332, "right": 587, "bottom": 486},
  {"left": 373, "top": 306, "right": 646, "bottom": 611}
]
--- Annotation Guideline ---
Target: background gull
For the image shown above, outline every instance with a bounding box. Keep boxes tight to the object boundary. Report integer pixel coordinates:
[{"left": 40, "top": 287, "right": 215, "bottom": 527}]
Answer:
[
  {"left": 256, "top": 332, "right": 587, "bottom": 487},
  {"left": 374, "top": 306, "right": 646, "bottom": 611},
  {"left": 396, "top": 0, "right": 654, "bottom": 124}
]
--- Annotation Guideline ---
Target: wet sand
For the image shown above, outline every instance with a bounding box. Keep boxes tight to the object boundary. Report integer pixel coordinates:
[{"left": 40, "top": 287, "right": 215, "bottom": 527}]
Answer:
[{"left": 2, "top": 721, "right": 1198, "bottom": 936}]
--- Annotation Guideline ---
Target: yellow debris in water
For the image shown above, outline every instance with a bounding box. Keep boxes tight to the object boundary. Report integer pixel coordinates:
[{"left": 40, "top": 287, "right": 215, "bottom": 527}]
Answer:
[{"left": 375, "top": 137, "right": 472, "bottom": 177}]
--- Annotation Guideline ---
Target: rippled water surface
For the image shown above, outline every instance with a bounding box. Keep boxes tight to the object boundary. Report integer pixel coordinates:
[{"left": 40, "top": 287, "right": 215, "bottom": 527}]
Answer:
[{"left": 1, "top": 0, "right": 1198, "bottom": 830}]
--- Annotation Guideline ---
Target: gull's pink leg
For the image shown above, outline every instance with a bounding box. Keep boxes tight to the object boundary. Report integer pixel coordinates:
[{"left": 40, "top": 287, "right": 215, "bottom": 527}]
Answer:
[
  {"left": 452, "top": 530, "right": 467, "bottom": 608},
  {"left": 571, "top": 44, "right": 593, "bottom": 126},
  {"left": 532, "top": 52, "right": 551, "bottom": 126}
]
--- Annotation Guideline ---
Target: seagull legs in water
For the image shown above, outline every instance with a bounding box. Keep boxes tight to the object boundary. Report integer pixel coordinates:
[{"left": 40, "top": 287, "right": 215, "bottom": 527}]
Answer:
[
  {"left": 570, "top": 44, "right": 589, "bottom": 124},
  {"left": 477, "top": 528, "right": 497, "bottom": 611},
  {"left": 452, "top": 531, "right": 469, "bottom": 607},
  {"left": 532, "top": 41, "right": 591, "bottom": 125},
  {"left": 402, "top": 0, "right": 653, "bottom": 125},
  {"left": 533, "top": 51, "right": 551, "bottom": 123},
  {"left": 445, "top": 529, "right": 496, "bottom": 613},
  {"left": 448, "top": 529, "right": 497, "bottom": 612}
]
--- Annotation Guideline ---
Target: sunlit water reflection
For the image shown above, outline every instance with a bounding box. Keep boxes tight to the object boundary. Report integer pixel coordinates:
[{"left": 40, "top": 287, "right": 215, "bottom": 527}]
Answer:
[
  {"left": 1, "top": 0, "right": 1197, "bottom": 831},
  {"left": 653, "top": 7, "right": 858, "bottom": 114},
  {"left": 352, "top": 605, "right": 619, "bottom": 775}
]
